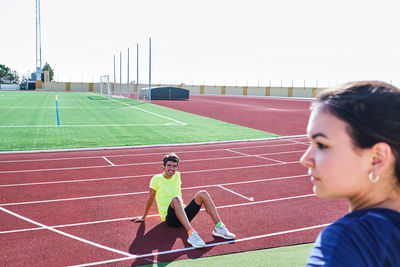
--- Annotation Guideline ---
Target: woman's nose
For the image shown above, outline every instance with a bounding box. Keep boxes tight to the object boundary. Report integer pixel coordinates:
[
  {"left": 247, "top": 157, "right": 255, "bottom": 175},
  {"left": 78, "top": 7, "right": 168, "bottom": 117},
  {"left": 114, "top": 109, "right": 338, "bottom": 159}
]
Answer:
[{"left": 300, "top": 146, "right": 313, "bottom": 168}]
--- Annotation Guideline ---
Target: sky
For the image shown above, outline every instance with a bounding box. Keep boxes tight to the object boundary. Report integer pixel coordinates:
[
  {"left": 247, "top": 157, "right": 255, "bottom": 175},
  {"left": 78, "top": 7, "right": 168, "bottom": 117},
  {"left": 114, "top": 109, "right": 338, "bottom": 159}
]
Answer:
[{"left": 1, "top": 0, "right": 400, "bottom": 87}]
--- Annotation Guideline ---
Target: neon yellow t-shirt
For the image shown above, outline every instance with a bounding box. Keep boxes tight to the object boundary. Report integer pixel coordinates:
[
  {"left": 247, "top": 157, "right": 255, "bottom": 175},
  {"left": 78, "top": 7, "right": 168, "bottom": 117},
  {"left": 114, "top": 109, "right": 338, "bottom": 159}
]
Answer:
[{"left": 149, "top": 171, "right": 185, "bottom": 221}]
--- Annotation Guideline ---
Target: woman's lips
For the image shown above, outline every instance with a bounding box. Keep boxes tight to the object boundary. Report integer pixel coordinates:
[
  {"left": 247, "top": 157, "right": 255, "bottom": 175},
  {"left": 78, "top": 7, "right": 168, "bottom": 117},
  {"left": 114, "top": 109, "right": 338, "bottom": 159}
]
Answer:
[
  {"left": 310, "top": 176, "right": 320, "bottom": 183},
  {"left": 308, "top": 170, "right": 320, "bottom": 183}
]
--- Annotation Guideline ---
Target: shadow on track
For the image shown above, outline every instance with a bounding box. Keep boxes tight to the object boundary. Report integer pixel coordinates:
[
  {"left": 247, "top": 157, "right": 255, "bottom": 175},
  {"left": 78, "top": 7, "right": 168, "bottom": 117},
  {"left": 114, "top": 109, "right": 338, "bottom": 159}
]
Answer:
[{"left": 129, "top": 221, "right": 212, "bottom": 266}]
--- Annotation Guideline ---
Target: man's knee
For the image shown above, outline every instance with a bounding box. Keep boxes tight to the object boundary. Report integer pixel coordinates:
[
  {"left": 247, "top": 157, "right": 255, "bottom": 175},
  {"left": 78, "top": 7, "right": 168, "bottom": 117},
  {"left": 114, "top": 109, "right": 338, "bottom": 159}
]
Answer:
[
  {"left": 195, "top": 190, "right": 211, "bottom": 204},
  {"left": 170, "top": 195, "right": 183, "bottom": 208}
]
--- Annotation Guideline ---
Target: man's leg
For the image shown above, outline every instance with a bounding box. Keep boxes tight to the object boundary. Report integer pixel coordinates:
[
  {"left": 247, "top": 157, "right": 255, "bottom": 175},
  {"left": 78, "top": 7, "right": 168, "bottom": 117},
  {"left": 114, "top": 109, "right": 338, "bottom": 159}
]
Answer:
[
  {"left": 194, "top": 190, "right": 236, "bottom": 240},
  {"left": 193, "top": 190, "right": 221, "bottom": 224},
  {"left": 169, "top": 195, "right": 193, "bottom": 231},
  {"left": 169, "top": 196, "right": 206, "bottom": 248}
]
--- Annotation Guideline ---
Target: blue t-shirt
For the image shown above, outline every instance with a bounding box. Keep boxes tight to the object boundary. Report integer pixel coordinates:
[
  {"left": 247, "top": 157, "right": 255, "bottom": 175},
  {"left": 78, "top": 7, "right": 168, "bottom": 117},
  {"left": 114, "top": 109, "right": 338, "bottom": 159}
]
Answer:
[{"left": 307, "top": 208, "right": 400, "bottom": 267}]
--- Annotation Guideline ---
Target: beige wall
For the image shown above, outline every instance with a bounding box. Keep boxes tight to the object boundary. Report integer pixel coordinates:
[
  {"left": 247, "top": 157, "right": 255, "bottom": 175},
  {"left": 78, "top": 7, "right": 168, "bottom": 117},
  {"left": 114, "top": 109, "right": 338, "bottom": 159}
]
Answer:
[{"left": 38, "top": 81, "right": 325, "bottom": 98}]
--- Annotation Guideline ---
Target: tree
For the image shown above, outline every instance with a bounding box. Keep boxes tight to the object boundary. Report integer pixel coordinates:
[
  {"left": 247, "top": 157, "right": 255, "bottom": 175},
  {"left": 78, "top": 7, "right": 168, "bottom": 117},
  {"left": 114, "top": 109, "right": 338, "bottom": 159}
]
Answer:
[
  {"left": 42, "top": 62, "right": 54, "bottom": 81},
  {"left": 0, "top": 64, "right": 19, "bottom": 84}
]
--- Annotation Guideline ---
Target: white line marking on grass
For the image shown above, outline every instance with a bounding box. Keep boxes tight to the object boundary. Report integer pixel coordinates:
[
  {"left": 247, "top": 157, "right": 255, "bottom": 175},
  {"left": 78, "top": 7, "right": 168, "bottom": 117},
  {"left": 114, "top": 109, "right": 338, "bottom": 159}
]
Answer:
[
  {"left": 0, "top": 123, "right": 185, "bottom": 128},
  {"left": 0, "top": 174, "right": 308, "bottom": 207},
  {"left": 0, "top": 206, "right": 136, "bottom": 258},
  {"left": 67, "top": 221, "right": 327, "bottom": 267},
  {"left": 102, "top": 156, "right": 115, "bottom": 166},
  {"left": 218, "top": 185, "right": 254, "bottom": 201},
  {"left": 109, "top": 98, "right": 186, "bottom": 125}
]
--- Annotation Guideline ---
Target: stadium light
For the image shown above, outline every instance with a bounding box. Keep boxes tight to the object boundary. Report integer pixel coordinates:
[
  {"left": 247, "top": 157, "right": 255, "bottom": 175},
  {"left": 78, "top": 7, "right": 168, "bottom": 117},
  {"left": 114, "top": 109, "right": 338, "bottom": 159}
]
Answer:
[{"left": 35, "top": 0, "right": 42, "bottom": 81}]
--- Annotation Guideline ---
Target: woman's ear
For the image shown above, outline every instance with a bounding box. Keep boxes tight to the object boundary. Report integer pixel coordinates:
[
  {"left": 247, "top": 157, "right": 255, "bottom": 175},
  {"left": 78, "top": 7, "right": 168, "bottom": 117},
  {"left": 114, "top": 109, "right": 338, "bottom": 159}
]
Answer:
[{"left": 371, "top": 142, "right": 393, "bottom": 176}]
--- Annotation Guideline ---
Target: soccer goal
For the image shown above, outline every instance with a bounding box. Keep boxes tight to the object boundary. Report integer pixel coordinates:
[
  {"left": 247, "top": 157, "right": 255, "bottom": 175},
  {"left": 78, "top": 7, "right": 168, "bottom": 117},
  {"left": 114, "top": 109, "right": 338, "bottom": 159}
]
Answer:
[{"left": 100, "top": 75, "right": 111, "bottom": 98}]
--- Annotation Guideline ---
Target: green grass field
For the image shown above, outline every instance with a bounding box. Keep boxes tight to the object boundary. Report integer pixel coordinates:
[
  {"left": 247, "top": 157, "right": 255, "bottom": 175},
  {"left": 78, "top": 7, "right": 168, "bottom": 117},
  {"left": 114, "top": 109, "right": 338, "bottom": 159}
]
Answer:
[
  {"left": 140, "top": 243, "right": 313, "bottom": 267},
  {"left": 0, "top": 91, "right": 278, "bottom": 151}
]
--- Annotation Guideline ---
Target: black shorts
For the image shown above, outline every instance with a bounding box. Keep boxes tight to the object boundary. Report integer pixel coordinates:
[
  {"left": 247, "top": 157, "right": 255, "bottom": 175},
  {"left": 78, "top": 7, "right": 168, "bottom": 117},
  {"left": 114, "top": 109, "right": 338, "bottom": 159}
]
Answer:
[{"left": 165, "top": 199, "right": 201, "bottom": 227}]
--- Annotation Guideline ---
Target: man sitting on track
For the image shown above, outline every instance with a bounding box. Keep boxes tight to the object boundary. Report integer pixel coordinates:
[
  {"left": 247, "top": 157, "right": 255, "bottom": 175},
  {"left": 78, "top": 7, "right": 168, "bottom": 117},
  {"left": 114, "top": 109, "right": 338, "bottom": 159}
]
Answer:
[{"left": 133, "top": 152, "right": 235, "bottom": 248}]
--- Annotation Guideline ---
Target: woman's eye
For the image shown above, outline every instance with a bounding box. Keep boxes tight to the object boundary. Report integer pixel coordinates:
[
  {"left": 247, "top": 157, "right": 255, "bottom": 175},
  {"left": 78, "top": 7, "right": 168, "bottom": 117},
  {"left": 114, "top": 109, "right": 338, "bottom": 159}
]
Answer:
[{"left": 317, "top": 142, "right": 327, "bottom": 149}]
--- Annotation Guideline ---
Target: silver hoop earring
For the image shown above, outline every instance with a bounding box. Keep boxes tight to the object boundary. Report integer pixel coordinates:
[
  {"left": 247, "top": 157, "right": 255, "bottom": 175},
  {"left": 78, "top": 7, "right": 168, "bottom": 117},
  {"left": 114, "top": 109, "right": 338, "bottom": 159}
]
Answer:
[{"left": 369, "top": 172, "right": 379, "bottom": 183}]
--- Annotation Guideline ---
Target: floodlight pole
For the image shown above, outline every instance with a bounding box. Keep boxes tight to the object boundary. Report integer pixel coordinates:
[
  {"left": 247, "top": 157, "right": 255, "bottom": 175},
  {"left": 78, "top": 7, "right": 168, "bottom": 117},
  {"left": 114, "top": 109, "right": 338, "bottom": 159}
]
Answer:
[
  {"left": 149, "top": 37, "right": 151, "bottom": 103},
  {"left": 35, "top": 0, "right": 42, "bottom": 80},
  {"left": 113, "top": 54, "right": 116, "bottom": 94},
  {"left": 119, "top": 51, "right": 122, "bottom": 96},
  {"left": 136, "top": 43, "right": 139, "bottom": 100},
  {"left": 127, "top": 47, "right": 130, "bottom": 97}
]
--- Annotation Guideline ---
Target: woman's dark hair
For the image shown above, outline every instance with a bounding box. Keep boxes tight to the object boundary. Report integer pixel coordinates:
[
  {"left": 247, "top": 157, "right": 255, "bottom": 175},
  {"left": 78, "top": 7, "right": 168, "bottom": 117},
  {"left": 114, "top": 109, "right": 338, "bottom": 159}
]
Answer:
[{"left": 313, "top": 81, "right": 400, "bottom": 184}]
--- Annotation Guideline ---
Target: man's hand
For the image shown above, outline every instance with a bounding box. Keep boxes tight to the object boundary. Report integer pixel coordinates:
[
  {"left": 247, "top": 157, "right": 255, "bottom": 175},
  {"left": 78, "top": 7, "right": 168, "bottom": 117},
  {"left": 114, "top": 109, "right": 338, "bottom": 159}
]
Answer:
[{"left": 131, "top": 217, "right": 145, "bottom": 223}]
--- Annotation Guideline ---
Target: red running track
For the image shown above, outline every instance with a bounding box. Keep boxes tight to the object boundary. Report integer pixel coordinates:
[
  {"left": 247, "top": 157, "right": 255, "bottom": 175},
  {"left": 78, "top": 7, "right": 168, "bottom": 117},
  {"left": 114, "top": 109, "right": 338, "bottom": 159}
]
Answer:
[
  {"left": 152, "top": 94, "right": 312, "bottom": 136},
  {"left": 0, "top": 137, "right": 348, "bottom": 266}
]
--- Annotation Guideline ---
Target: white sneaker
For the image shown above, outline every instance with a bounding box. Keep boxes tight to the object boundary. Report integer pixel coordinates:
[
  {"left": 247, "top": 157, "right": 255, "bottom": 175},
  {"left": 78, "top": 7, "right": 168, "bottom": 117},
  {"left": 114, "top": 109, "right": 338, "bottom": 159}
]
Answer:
[
  {"left": 187, "top": 231, "right": 206, "bottom": 248},
  {"left": 212, "top": 224, "right": 236, "bottom": 240}
]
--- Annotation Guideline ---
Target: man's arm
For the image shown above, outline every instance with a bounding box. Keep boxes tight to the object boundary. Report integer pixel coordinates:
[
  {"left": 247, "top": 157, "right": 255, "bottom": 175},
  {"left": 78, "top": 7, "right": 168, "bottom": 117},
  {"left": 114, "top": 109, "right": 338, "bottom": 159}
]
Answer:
[{"left": 133, "top": 188, "right": 156, "bottom": 222}]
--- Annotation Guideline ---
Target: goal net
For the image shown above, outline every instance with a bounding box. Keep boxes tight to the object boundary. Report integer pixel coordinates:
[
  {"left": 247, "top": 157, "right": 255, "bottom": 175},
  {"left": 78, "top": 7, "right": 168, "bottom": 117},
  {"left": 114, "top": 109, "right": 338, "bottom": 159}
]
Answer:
[{"left": 100, "top": 75, "right": 111, "bottom": 98}]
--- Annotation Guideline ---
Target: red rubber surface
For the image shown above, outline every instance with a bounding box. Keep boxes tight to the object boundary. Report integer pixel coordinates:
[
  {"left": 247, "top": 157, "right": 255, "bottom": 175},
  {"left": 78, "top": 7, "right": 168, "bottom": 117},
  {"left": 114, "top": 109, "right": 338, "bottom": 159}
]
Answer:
[
  {"left": 0, "top": 96, "right": 348, "bottom": 266},
  {"left": 152, "top": 94, "right": 312, "bottom": 135}
]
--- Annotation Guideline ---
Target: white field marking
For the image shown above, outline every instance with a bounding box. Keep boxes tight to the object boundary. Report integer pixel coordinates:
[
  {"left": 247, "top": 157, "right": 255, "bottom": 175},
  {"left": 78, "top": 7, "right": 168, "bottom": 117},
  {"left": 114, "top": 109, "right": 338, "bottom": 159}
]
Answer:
[
  {"left": 1, "top": 192, "right": 313, "bottom": 235},
  {"left": 285, "top": 138, "right": 310, "bottom": 146},
  {"left": 0, "top": 154, "right": 249, "bottom": 174},
  {"left": 0, "top": 134, "right": 307, "bottom": 156},
  {"left": 255, "top": 155, "right": 285, "bottom": 164},
  {"left": 0, "top": 174, "right": 308, "bottom": 207},
  {"left": 0, "top": 107, "right": 138, "bottom": 109},
  {"left": 0, "top": 123, "right": 184, "bottom": 128},
  {"left": 0, "top": 206, "right": 136, "bottom": 257},
  {"left": 0, "top": 161, "right": 303, "bottom": 188},
  {"left": 0, "top": 213, "right": 159, "bottom": 234},
  {"left": 0, "top": 142, "right": 306, "bottom": 164},
  {"left": 257, "top": 150, "right": 306, "bottom": 157},
  {"left": 0, "top": 191, "right": 148, "bottom": 207},
  {"left": 225, "top": 148, "right": 250, "bottom": 156},
  {"left": 109, "top": 97, "right": 185, "bottom": 125},
  {"left": 0, "top": 150, "right": 300, "bottom": 173},
  {"left": 67, "top": 221, "right": 326, "bottom": 267},
  {"left": 218, "top": 185, "right": 254, "bottom": 201},
  {"left": 102, "top": 156, "right": 115, "bottom": 166}
]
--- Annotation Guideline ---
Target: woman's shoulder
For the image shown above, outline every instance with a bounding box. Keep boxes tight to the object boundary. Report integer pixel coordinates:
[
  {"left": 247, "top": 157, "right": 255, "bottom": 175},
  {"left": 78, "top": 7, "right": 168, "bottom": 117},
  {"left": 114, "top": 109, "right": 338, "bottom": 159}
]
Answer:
[
  {"left": 324, "top": 208, "right": 400, "bottom": 242},
  {"left": 307, "top": 208, "right": 400, "bottom": 266}
]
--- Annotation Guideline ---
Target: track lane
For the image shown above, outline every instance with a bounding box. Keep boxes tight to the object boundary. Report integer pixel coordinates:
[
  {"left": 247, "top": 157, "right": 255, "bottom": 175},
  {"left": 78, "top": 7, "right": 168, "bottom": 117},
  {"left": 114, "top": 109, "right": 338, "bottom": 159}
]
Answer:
[{"left": 0, "top": 137, "right": 349, "bottom": 266}]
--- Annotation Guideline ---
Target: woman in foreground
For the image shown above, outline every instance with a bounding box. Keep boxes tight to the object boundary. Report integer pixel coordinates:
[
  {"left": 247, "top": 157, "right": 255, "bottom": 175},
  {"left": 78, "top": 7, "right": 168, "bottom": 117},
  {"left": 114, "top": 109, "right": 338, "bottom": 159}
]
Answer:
[{"left": 300, "top": 81, "right": 400, "bottom": 266}]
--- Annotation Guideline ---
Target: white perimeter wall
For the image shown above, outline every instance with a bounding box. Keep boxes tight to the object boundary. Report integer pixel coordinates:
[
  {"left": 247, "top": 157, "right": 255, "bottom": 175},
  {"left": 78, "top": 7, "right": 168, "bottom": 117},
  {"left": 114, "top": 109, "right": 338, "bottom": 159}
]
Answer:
[{"left": 37, "top": 82, "right": 325, "bottom": 98}]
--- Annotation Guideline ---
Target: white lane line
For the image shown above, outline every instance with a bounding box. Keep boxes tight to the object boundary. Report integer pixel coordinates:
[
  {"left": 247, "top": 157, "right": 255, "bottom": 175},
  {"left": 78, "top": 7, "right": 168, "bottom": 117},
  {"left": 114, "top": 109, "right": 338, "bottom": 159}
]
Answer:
[
  {"left": 0, "top": 162, "right": 304, "bottom": 188},
  {"left": 67, "top": 221, "right": 327, "bottom": 267},
  {"left": 0, "top": 191, "right": 148, "bottom": 207},
  {"left": 225, "top": 149, "right": 250, "bottom": 156},
  {"left": 102, "top": 156, "right": 115, "bottom": 166},
  {"left": 2, "top": 192, "right": 312, "bottom": 234},
  {"left": 0, "top": 206, "right": 136, "bottom": 258},
  {"left": 255, "top": 155, "right": 285, "bottom": 163},
  {"left": 0, "top": 143, "right": 306, "bottom": 164},
  {"left": 0, "top": 174, "right": 308, "bottom": 207},
  {"left": 218, "top": 185, "right": 254, "bottom": 201},
  {"left": 0, "top": 158, "right": 300, "bottom": 175},
  {"left": 0, "top": 213, "right": 158, "bottom": 234}
]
